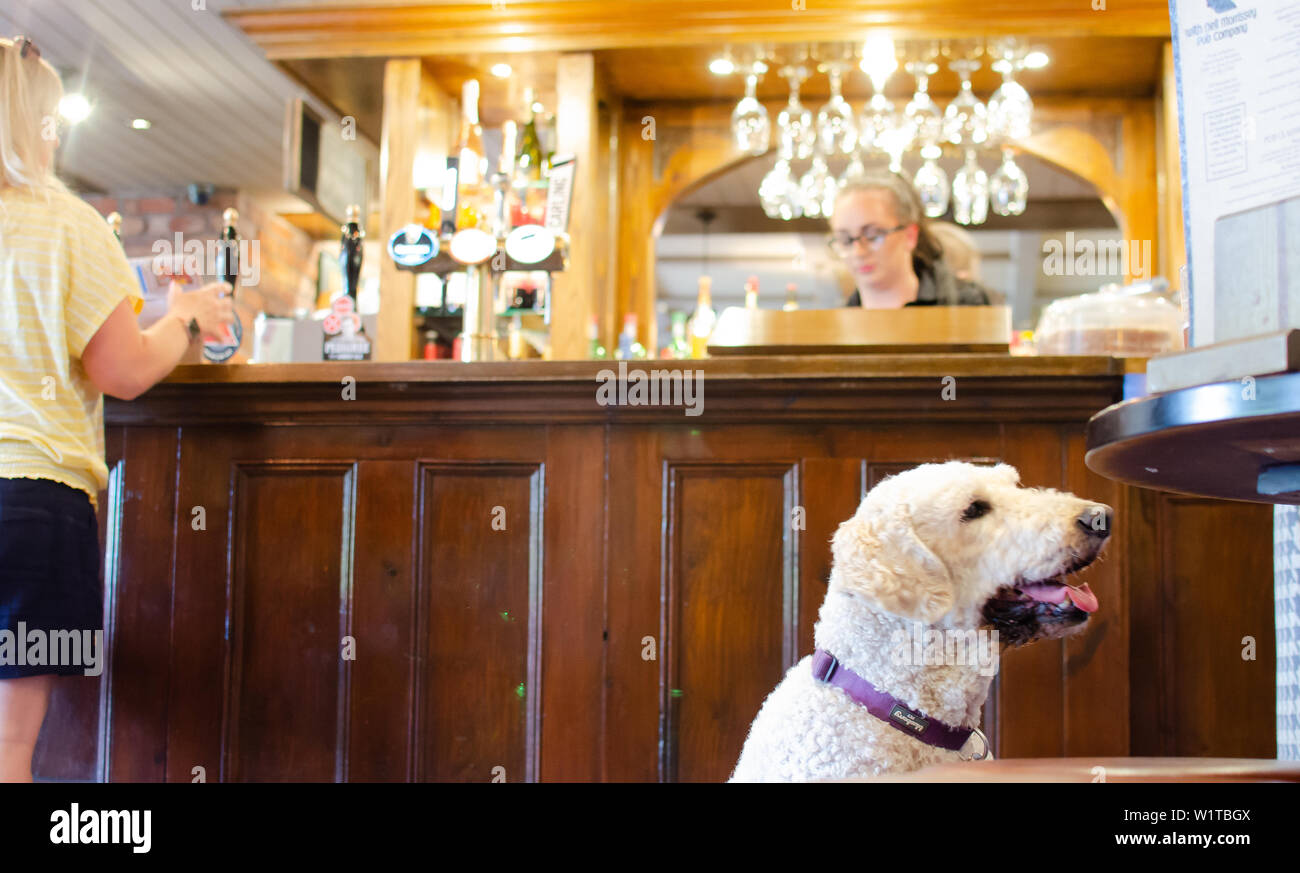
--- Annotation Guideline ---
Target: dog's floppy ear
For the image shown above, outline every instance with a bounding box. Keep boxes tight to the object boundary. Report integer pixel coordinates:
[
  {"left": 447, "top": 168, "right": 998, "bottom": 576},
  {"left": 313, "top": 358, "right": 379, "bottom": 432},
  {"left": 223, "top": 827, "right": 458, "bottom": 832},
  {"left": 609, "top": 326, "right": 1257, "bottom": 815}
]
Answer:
[{"left": 830, "top": 507, "right": 954, "bottom": 622}]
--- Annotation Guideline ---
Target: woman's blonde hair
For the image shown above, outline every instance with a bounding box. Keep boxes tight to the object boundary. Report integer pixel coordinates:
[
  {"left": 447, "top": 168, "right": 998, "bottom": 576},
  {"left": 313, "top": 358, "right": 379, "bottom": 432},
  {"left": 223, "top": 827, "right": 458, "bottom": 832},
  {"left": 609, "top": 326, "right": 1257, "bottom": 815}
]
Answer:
[
  {"left": 0, "top": 36, "right": 65, "bottom": 191},
  {"left": 832, "top": 171, "right": 944, "bottom": 266}
]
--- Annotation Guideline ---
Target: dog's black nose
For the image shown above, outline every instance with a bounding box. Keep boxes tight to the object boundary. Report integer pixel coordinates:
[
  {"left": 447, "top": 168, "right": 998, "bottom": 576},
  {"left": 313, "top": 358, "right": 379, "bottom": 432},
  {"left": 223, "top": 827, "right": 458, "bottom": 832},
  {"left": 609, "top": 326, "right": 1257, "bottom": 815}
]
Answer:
[{"left": 1077, "top": 504, "right": 1113, "bottom": 539}]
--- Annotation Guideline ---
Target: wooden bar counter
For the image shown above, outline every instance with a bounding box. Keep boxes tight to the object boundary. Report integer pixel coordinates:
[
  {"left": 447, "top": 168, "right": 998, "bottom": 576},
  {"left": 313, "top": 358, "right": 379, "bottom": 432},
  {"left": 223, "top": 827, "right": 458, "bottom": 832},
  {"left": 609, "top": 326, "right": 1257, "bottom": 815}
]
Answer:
[{"left": 35, "top": 355, "right": 1276, "bottom": 781}]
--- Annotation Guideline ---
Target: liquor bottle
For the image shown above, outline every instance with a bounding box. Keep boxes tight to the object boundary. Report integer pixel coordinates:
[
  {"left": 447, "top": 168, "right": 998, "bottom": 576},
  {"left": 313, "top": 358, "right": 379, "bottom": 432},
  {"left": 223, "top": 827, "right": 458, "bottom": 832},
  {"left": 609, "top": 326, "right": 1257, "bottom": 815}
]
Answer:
[
  {"left": 668, "top": 310, "right": 691, "bottom": 358},
  {"left": 106, "top": 211, "right": 123, "bottom": 243},
  {"left": 616, "top": 313, "right": 647, "bottom": 360},
  {"left": 690, "top": 275, "right": 716, "bottom": 359},
  {"left": 745, "top": 275, "right": 759, "bottom": 310},
  {"left": 588, "top": 315, "right": 608, "bottom": 359},
  {"left": 513, "top": 90, "right": 547, "bottom": 227},
  {"left": 454, "top": 79, "right": 490, "bottom": 231},
  {"left": 784, "top": 281, "right": 799, "bottom": 311}
]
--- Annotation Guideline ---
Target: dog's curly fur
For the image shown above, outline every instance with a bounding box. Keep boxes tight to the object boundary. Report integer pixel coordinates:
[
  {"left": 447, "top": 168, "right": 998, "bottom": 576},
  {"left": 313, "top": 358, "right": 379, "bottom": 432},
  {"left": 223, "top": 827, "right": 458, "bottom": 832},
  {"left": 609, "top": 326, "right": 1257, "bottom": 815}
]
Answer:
[{"left": 730, "top": 461, "right": 1111, "bottom": 782}]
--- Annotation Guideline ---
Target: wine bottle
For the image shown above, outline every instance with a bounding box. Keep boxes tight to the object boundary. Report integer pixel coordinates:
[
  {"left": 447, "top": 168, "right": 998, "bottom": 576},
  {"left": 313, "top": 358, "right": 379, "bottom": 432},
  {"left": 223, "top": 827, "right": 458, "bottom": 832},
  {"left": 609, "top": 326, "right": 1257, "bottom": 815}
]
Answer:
[
  {"left": 514, "top": 90, "right": 547, "bottom": 227},
  {"left": 454, "top": 79, "right": 490, "bottom": 231}
]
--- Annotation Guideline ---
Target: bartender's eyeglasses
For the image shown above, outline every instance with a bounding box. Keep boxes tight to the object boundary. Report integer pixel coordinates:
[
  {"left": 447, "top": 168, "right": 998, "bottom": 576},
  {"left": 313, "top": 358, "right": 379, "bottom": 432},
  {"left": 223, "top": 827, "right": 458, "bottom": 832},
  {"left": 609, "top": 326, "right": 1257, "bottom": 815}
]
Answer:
[{"left": 827, "top": 224, "right": 908, "bottom": 256}]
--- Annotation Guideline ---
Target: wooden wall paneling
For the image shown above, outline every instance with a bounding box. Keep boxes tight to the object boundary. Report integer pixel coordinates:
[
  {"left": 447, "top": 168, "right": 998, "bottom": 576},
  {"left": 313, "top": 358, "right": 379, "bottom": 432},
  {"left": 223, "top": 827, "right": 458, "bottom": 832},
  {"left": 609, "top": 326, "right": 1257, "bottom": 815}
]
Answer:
[
  {"left": 1155, "top": 495, "right": 1275, "bottom": 757},
  {"left": 166, "top": 430, "right": 238, "bottom": 782},
  {"left": 539, "top": 426, "right": 606, "bottom": 781},
  {"left": 604, "top": 428, "right": 664, "bottom": 781},
  {"left": 1063, "top": 428, "right": 1129, "bottom": 757},
  {"left": 102, "top": 427, "right": 182, "bottom": 782},
  {"left": 414, "top": 462, "right": 541, "bottom": 782},
  {"left": 225, "top": 461, "right": 357, "bottom": 782},
  {"left": 227, "top": 2, "right": 1173, "bottom": 60},
  {"left": 615, "top": 112, "right": 655, "bottom": 354},
  {"left": 346, "top": 459, "right": 417, "bottom": 781},
  {"left": 377, "top": 58, "right": 421, "bottom": 362},
  {"left": 551, "top": 53, "right": 601, "bottom": 360},
  {"left": 663, "top": 462, "right": 797, "bottom": 783},
  {"left": 797, "top": 458, "right": 865, "bottom": 658},
  {"left": 1125, "top": 486, "right": 1166, "bottom": 754},
  {"left": 1118, "top": 103, "right": 1159, "bottom": 284},
  {"left": 993, "top": 423, "right": 1068, "bottom": 758}
]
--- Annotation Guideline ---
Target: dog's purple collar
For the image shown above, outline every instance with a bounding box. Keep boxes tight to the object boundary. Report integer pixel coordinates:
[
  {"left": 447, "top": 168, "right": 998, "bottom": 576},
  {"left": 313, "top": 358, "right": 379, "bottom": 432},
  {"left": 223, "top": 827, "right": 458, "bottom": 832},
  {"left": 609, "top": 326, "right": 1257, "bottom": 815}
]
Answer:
[{"left": 812, "top": 648, "right": 981, "bottom": 754}]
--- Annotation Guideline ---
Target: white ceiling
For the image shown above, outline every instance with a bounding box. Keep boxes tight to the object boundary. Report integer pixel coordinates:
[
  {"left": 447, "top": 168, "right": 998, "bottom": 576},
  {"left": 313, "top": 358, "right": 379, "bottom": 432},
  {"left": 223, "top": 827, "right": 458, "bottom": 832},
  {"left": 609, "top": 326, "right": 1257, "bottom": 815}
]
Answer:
[{"left": 0, "top": 0, "right": 318, "bottom": 195}]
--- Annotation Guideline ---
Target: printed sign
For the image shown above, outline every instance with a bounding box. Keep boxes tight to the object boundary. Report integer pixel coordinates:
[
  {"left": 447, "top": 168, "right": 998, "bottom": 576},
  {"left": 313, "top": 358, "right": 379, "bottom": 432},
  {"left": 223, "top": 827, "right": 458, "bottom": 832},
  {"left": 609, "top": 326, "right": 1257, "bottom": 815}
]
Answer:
[
  {"left": 322, "top": 294, "right": 372, "bottom": 361},
  {"left": 387, "top": 224, "right": 438, "bottom": 267}
]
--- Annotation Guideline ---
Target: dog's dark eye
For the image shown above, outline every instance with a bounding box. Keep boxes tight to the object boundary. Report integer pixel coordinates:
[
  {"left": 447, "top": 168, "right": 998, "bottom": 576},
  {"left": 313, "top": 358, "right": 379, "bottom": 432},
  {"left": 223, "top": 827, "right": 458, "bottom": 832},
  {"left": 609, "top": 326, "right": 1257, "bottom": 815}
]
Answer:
[{"left": 962, "top": 499, "right": 992, "bottom": 522}]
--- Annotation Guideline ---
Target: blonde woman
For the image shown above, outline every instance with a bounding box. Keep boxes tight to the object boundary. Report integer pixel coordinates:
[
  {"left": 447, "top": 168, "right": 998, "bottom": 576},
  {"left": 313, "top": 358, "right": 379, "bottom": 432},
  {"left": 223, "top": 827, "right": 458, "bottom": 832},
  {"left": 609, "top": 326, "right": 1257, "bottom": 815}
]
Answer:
[
  {"left": 0, "top": 36, "right": 234, "bottom": 781},
  {"left": 828, "top": 172, "right": 996, "bottom": 308}
]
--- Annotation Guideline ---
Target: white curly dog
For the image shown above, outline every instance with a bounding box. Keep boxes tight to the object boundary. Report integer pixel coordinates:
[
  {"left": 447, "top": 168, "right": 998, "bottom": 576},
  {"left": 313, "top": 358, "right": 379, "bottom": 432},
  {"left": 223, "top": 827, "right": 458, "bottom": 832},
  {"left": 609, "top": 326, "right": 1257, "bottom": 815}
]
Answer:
[{"left": 730, "top": 461, "right": 1111, "bottom": 782}]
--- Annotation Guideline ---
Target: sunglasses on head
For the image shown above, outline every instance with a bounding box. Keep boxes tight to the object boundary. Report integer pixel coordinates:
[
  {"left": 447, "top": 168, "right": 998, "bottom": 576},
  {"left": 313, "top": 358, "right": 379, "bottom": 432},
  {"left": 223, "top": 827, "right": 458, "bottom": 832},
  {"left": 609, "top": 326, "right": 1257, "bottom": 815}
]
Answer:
[{"left": 12, "top": 36, "right": 40, "bottom": 61}]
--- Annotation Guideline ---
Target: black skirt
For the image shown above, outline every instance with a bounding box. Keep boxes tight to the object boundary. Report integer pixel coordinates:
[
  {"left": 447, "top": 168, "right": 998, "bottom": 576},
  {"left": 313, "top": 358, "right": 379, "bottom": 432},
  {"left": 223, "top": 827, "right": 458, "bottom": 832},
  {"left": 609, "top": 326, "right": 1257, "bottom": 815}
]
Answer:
[{"left": 0, "top": 477, "right": 103, "bottom": 679}]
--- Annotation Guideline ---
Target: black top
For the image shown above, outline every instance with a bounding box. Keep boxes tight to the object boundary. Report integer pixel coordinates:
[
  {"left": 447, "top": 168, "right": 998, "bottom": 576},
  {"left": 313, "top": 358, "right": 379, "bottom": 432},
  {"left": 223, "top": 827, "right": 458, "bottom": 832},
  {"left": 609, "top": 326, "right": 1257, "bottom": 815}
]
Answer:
[{"left": 846, "top": 256, "right": 995, "bottom": 307}]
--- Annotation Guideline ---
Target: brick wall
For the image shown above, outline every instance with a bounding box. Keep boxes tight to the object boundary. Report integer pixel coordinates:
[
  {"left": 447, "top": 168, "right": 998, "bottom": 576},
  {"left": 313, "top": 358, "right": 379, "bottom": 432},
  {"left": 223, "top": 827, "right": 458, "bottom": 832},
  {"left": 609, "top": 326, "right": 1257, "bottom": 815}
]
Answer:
[{"left": 85, "top": 188, "right": 317, "bottom": 319}]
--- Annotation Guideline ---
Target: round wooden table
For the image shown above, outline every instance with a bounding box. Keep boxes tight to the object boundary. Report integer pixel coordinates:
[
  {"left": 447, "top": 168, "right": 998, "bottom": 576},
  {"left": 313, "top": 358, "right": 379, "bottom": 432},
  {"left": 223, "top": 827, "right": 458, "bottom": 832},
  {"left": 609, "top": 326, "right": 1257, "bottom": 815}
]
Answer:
[{"left": 1085, "top": 370, "right": 1300, "bottom": 503}]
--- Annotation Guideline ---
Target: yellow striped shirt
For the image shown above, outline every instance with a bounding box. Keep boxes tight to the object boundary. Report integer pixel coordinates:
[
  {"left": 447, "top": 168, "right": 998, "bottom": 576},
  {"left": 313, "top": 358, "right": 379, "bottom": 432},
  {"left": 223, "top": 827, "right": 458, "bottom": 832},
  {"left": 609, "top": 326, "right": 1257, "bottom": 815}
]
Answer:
[{"left": 0, "top": 184, "right": 144, "bottom": 508}]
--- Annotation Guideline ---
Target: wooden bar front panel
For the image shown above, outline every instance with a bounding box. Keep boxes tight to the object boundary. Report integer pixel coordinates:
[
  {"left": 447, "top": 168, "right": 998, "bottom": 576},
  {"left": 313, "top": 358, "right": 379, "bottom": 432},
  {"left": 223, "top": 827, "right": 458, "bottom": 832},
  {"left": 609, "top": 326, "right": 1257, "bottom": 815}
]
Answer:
[{"left": 35, "top": 361, "right": 1276, "bottom": 780}]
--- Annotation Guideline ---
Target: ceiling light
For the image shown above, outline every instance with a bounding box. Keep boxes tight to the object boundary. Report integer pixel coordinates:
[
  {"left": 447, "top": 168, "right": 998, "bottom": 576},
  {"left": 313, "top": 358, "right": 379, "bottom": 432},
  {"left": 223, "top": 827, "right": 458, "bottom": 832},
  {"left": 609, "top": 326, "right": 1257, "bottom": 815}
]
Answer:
[
  {"left": 131, "top": 118, "right": 152, "bottom": 130},
  {"left": 490, "top": 63, "right": 512, "bottom": 78},
  {"left": 709, "top": 57, "right": 735, "bottom": 76},
  {"left": 531, "top": 101, "right": 544, "bottom": 114},
  {"left": 1023, "top": 50, "right": 1050, "bottom": 69},
  {"left": 58, "top": 93, "right": 91, "bottom": 124}
]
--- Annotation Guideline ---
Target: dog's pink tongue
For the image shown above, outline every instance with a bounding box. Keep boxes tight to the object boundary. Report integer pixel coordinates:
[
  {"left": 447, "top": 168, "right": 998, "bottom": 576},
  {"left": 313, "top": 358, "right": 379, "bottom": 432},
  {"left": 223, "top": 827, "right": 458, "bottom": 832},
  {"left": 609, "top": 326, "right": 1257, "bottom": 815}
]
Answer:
[{"left": 1066, "top": 583, "right": 1099, "bottom": 613}]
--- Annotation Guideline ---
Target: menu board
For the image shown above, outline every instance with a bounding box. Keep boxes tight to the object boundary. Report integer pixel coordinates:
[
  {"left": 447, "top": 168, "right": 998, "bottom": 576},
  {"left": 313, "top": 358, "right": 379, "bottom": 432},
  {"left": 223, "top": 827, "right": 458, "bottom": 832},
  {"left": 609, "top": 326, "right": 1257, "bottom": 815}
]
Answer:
[{"left": 1169, "top": 0, "right": 1300, "bottom": 346}]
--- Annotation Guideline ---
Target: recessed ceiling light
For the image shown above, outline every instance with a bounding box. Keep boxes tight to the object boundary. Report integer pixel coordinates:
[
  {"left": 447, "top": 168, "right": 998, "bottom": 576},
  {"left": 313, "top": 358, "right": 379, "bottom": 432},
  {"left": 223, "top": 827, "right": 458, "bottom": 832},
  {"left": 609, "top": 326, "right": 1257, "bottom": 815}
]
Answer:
[
  {"left": 490, "top": 63, "right": 512, "bottom": 78},
  {"left": 58, "top": 93, "right": 91, "bottom": 124},
  {"left": 131, "top": 118, "right": 152, "bottom": 130},
  {"left": 709, "top": 57, "right": 735, "bottom": 76},
  {"left": 531, "top": 101, "right": 544, "bottom": 114},
  {"left": 1023, "top": 50, "right": 1050, "bottom": 69}
]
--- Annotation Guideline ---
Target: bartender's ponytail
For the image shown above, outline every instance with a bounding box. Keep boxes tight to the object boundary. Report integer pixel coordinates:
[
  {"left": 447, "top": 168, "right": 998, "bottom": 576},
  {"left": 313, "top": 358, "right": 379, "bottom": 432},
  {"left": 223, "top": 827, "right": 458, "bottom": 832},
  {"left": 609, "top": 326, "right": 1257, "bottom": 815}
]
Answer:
[
  {"left": 833, "top": 172, "right": 945, "bottom": 267},
  {"left": 0, "top": 37, "right": 65, "bottom": 192}
]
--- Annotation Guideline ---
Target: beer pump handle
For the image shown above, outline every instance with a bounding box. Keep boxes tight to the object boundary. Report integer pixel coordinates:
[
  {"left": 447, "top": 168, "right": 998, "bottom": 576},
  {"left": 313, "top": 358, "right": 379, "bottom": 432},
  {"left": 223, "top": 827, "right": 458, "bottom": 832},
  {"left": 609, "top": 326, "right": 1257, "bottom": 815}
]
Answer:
[
  {"left": 340, "top": 204, "right": 364, "bottom": 302},
  {"left": 217, "top": 208, "right": 239, "bottom": 293}
]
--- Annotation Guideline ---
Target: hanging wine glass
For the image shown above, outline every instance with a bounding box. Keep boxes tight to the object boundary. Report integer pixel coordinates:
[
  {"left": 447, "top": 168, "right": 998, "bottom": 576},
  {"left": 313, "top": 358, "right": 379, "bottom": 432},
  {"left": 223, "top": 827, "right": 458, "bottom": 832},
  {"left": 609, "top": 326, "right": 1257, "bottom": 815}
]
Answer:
[
  {"left": 989, "top": 146, "right": 1029, "bottom": 216},
  {"left": 987, "top": 58, "right": 1034, "bottom": 142},
  {"left": 913, "top": 145, "right": 950, "bottom": 218},
  {"left": 840, "top": 152, "right": 867, "bottom": 187},
  {"left": 816, "top": 60, "right": 857, "bottom": 156},
  {"left": 943, "top": 58, "right": 988, "bottom": 147},
  {"left": 904, "top": 61, "right": 944, "bottom": 147},
  {"left": 731, "top": 61, "right": 771, "bottom": 156},
  {"left": 760, "top": 158, "right": 801, "bottom": 220},
  {"left": 776, "top": 65, "right": 815, "bottom": 161},
  {"left": 798, "top": 154, "right": 837, "bottom": 219},
  {"left": 952, "top": 148, "right": 989, "bottom": 225}
]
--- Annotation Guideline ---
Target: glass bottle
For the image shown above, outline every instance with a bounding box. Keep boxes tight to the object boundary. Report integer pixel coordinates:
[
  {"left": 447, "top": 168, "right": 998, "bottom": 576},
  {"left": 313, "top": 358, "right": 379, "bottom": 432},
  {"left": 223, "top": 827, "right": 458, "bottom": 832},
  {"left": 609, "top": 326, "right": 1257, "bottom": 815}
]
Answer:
[
  {"left": 454, "top": 79, "right": 490, "bottom": 230},
  {"left": 690, "top": 275, "right": 717, "bottom": 358},
  {"left": 587, "top": 315, "right": 608, "bottom": 360},
  {"left": 668, "top": 311, "right": 691, "bottom": 358},
  {"left": 616, "top": 313, "right": 647, "bottom": 360},
  {"left": 514, "top": 90, "right": 547, "bottom": 227}
]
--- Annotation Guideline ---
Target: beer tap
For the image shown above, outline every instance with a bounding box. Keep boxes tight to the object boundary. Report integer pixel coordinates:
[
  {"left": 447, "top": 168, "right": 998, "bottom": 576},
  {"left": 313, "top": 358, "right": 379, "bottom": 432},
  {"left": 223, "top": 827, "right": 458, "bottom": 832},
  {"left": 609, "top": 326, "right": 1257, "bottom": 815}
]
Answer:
[
  {"left": 204, "top": 208, "right": 242, "bottom": 362},
  {"left": 340, "top": 204, "right": 364, "bottom": 304}
]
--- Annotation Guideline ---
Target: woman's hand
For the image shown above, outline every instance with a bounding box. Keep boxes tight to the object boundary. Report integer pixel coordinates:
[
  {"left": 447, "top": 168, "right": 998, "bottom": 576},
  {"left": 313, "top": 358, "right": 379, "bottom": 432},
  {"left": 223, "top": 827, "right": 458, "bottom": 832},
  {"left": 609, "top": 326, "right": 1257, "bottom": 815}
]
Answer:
[{"left": 166, "top": 280, "right": 236, "bottom": 342}]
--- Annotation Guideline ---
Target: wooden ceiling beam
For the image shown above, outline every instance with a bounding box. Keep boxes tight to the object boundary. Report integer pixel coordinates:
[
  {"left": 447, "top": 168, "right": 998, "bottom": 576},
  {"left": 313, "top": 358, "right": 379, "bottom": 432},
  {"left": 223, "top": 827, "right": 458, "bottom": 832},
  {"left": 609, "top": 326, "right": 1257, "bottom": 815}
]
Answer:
[{"left": 225, "top": 1, "right": 1172, "bottom": 60}]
